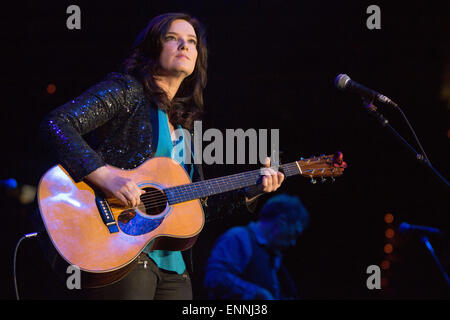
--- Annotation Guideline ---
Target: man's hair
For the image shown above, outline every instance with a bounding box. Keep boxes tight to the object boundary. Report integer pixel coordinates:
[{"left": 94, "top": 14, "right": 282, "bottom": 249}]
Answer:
[
  {"left": 121, "top": 12, "right": 207, "bottom": 130},
  {"left": 259, "top": 194, "right": 310, "bottom": 228}
]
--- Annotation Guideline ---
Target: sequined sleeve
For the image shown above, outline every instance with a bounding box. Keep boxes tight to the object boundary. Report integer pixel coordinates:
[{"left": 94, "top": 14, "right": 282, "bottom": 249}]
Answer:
[{"left": 40, "top": 73, "right": 139, "bottom": 182}]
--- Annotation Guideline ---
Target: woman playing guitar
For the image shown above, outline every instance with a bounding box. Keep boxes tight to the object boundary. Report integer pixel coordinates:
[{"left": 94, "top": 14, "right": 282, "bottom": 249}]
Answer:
[{"left": 39, "top": 12, "right": 284, "bottom": 300}]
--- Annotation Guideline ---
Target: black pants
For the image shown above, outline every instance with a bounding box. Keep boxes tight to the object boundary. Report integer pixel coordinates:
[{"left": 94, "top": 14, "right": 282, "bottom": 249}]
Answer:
[
  {"left": 84, "top": 253, "right": 192, "bottom": 300},
  {"left": 29, "top": 209, "right": 192, "bottom": 300}
]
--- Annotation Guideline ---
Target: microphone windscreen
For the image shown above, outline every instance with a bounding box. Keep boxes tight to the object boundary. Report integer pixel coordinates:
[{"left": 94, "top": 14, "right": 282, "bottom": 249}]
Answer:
[{"left": 335, "top": 74, "right": 351, "bottom": 90}]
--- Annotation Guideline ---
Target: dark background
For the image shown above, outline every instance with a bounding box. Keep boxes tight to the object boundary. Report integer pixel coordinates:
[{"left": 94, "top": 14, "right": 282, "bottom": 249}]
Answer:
[{"left": 1, "top": 0, "right": 449, "bottom": 300}]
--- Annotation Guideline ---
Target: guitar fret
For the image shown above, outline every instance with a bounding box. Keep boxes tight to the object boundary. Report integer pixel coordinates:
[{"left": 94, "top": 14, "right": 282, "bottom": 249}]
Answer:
[
  {"left": 283, "top": 162, "right": 300, "bottom": 177},
  {"left": 165, "top": 161, "right": 306, "bottom": 205}
]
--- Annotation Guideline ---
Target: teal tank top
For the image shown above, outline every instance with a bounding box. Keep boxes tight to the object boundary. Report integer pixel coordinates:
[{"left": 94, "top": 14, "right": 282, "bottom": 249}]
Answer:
[{"left": 143, "top": 108, "right": 192, "bottom": 274}]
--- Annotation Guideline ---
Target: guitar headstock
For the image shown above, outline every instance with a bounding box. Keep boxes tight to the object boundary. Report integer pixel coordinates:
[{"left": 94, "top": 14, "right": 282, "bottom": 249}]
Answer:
[{"left": 297, "top": 151, "right": 347, "bottom": 183}]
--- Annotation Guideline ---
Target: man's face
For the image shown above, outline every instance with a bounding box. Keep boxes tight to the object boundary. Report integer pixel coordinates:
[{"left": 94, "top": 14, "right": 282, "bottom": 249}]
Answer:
[{"left": 270, "top": 219, "right": 304, "bottom": 251}]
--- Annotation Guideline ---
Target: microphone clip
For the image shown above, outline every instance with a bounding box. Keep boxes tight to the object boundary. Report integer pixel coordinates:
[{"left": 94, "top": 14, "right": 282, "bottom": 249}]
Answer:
[{"left": 361, "top": 99, "right": 389, "bottom": 127}]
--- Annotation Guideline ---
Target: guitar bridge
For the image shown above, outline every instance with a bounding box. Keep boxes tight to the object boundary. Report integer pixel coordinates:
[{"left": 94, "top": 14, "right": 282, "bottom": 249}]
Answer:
[{"left": 95, "top": 196, "right": 119, "bottom": 233}]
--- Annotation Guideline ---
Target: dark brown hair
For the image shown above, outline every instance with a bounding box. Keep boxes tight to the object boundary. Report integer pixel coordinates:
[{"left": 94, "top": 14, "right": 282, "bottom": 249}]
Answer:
[{"left": 121, "top": 13, "right": 207, "bottom": 129}]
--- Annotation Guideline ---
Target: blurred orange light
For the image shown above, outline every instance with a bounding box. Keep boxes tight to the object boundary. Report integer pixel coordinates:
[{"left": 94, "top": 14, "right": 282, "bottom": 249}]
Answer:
[
  {"left": 384, "top": 243, "right": 393, "bottom": 254},
  {"left": 381, "top": 260, "right": 390, "bottom": 270},
  {"left": 384, "top": 213, "right": 394, "bottom": 224},
  {"left": 385, "top": 228, "right": 395, "bottom": 239},
  {"left": 47, "top": 83, "right": 56, "bottom": 94}
]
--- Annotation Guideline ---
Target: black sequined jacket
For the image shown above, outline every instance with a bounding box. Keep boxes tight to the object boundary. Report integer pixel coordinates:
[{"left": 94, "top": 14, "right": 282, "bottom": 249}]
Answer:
[{"left": 39, "top": 72, "right": 259, "bottom": 224}]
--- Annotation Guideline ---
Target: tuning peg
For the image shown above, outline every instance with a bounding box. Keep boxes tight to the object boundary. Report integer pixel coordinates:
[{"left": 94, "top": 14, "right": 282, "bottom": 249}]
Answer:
[
  {"left": 320, "top": 177, "right": 326, "bottom": 183},
  {"left": 310, "top": 177, "right": 317, "bottom": 184}
]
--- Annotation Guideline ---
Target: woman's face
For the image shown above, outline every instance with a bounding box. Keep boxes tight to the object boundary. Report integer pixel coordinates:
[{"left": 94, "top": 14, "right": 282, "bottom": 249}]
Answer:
[{"left": 159, "top": 19, "right": 198, "bottom": 77}]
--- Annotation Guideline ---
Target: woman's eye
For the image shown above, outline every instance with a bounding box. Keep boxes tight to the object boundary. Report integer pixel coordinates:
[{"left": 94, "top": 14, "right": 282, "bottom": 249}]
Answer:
[{"left": 165, "top": 35, "right": 197, "bottom": 46}]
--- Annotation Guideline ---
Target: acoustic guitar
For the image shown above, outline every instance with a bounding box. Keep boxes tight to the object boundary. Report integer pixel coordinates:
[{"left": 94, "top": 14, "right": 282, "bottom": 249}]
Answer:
[{"left": 37, "top": 153, "right": 346, "bottom": 287}]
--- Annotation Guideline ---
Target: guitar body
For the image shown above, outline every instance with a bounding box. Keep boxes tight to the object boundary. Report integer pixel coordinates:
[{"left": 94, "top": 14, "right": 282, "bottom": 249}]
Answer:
[
  {"left": 37, "top": 152, "right": 345, "bottom": 288},
  {"left": 37, "top": 157, "right": 204, "bottom": 288}
]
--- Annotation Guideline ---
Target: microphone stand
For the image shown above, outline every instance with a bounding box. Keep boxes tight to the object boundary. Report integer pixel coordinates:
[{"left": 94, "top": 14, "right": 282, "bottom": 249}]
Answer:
[
  {"left": 362, "top": 99, "right": 449, "bottom": 288},
  {"left": 421, "top": 236, "right": 450, "bottom": 287},
  {"left": 361, "top": 100, "right": 450, "bottom": 189}
]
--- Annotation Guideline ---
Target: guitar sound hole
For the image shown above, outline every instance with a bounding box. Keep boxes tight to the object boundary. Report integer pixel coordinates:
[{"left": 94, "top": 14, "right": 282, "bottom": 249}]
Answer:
[{"left": 140, "top": 187, "right": 168, "bottom": 216}]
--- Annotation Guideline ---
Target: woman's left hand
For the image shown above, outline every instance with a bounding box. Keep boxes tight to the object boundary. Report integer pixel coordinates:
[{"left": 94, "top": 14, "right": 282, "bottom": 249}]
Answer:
[{"left": 260, "top": 157, "right": 284, "bottom": 193}]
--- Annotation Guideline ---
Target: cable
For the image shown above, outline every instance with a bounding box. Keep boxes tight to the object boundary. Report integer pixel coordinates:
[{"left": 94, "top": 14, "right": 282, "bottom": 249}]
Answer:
[
  {"left": 394, "top": 105, "right": 450, "bottom": 188},
  {"left": 394, "top": 106, "right": 431, "bottom": 163},
  {"left": 367, "top": 101, "right": 450, "bottom": 188},
  {"left": 13, "top": 232, "right": 38, "bottom": 300}
]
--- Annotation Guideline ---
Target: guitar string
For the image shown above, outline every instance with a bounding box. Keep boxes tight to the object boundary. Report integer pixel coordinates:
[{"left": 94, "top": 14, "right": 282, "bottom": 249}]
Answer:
[
  {"left": 134, "top": 166, "right": 331, "bottom": 209},
  {"left": 137, "top": 166, "right": 267, "bottom": 203},
  {"left": 136, "top": 162, "right": 301, "bottom": 204},
  {"left": 122, "top": 162, "right": 309, "bottom": 211},
  {"left": 120, "top": 172, "right": 260, "bottom": 208},
  {"left": 129, "top": 157, "right": 331, "bottom": 204},
  {"left": 135, "top": 173, "right": 259, "bottom": 205},
  {"left": 112, "top": 161, "right": 337, "bottom": 212},
  {"left": 111, "top": 163, "right": 290, "bottom": 211},
  {"left": 141, "top": 170, "right": 261, "bottom": 201},
  {"left": 136, "top": 163, "right": 333, "bottom": 205},
  {"left": 136, "top": 160, "right": 317, "bottom": 203},
  {"left": 123, "top": 163, "right": 333, "bottom": 211},
  {"left": 132, "top": 171, "right": 267, "bottom": 210}
]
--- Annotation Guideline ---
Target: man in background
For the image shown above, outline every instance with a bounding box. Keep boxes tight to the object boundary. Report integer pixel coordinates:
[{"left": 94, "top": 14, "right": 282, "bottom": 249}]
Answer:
[{"left": 204, "top": 194, "right": 310, "bottom": 299}]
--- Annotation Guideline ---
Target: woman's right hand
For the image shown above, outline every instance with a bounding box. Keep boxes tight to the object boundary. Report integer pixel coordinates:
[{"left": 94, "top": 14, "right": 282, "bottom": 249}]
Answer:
[{"left": 85, "top": 166, "right": 145, "bottom": 207}]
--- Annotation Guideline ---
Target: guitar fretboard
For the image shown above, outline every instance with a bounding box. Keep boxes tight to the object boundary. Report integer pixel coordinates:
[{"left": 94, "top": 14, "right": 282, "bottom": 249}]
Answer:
[{"left": 163, "top": 161, "right": 302, "bottom": 205}]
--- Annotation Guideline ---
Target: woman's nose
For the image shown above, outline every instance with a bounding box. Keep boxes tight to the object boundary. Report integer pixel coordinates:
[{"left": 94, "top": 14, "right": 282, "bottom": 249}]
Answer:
[{"left": 178, "top": 39, "right": 188, "bottom": 51}]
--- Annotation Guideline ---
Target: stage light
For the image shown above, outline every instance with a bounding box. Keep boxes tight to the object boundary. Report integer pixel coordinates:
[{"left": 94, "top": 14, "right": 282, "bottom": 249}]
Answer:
[
  {"left": 381, "top": 277, "right": 389, "bottom": 288},
  {"left": 381, "top": 260, "right": 390, "bottom": 270},
  {"left": 47, "top": 83, "right": 56, "bottom": 94},
  {"left": 385, "top": 228, "right": 395, "bottom": 239},
  {"left": 384, "top": 213, "right": 394, "bottom": 224},
  {"left": 384, "top": 243, "right": 393, "bottom": 254}
]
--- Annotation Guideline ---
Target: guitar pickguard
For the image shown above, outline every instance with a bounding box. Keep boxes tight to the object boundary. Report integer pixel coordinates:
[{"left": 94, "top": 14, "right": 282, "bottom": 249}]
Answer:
[{"left": 117, "top": 209, "right": 167, "bottom": 236}]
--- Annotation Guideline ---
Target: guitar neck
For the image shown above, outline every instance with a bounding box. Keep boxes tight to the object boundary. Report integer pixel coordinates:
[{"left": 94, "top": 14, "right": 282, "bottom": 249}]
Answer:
[{"left": 163, "top": 161, "right": 303, "bottom": 205}]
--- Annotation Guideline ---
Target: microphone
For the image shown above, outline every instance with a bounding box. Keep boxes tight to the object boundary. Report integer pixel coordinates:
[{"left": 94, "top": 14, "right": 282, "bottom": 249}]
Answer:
[
  {"left": 398, "top": 222, "right": 443, "bottom": 236},
  {"left": 24, "top": 232, "right": 39, "bottom": 238},
  {"left": 334, "top": 74, "right": 398, "bottom": 107}
]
